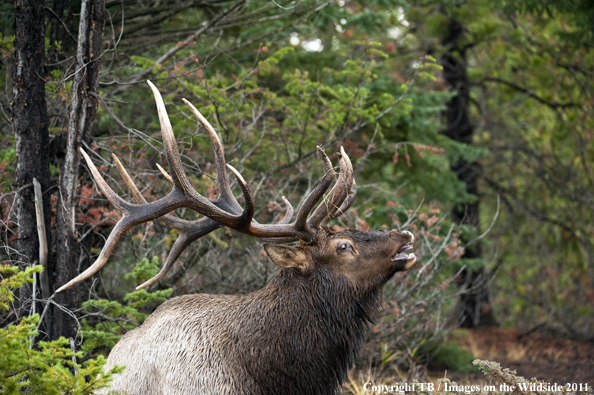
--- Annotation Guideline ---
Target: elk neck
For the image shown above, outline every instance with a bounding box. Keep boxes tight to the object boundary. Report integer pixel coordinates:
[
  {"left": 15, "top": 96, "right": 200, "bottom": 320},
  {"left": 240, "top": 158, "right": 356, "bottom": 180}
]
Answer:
[{"left": 225, "top": 266, "right": 383, "bottom": 394}]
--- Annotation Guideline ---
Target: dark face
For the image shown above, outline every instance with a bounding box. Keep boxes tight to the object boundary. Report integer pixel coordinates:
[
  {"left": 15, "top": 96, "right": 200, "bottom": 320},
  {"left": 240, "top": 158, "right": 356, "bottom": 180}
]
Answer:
[
  {"left": 313, "top": 229, "right": 416, "bottom": 289},
  {"left": 264, "top": 228, "right": 416, "bottom": 291}
]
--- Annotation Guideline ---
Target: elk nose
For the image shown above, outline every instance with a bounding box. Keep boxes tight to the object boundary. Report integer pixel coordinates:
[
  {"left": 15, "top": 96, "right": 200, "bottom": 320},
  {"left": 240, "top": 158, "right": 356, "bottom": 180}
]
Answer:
[
  {"left": 401, "top": 230, "right": 413, "bottom": 240},
  {"left": 390, "top": 229, "right": 414, "bottom": 242}
]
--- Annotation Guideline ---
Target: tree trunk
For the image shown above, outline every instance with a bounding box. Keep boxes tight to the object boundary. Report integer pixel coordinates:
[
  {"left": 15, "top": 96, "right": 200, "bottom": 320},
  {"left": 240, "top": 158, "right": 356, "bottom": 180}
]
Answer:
[
  {"left": 51, "top": 0, "right": 105, "bottom": 341},
  {"left": 441, "top": 18, "right": 496, "bottom": 328},
  {"left": 13, "top": 0, "right": 52, "bottom": 319}
]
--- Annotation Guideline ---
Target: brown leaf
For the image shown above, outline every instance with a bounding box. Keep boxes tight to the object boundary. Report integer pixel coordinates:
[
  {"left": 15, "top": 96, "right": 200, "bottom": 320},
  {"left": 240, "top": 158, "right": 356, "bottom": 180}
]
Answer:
[
  {"left": 267, "top": 201, "right": 282, "bottom": 213},
  {"left": 391, "top": 216, "right": 400, "bottom": 227},
  {"left": 357, "top": 217, "right": 371, "bottom": 232},
  {"left": 405, "top": 152, "right": 412, "bottom": 167},
  {"left": 426, "top": 215, "right": 439, "bottom": 227},
  {"left": 79, "top": 185, "right": 95, "bottom": 206},
  {"left": 392, "top": 151, "right": 399, "bottom": 165},
  {"left": 207, "top": 185, "right": 217, "bottom": 200},
  {"left": 332, "top": 224, "right": 346, "bottom": 232},
  {"left": 392, "top": 306, "right": 400, "bottom": 317}
]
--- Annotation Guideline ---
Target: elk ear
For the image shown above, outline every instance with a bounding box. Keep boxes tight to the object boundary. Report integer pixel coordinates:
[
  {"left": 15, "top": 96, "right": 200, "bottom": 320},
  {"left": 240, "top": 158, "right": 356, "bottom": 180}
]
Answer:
[{"left": 264, "top": 244, "right": 308, "bottom": 270}]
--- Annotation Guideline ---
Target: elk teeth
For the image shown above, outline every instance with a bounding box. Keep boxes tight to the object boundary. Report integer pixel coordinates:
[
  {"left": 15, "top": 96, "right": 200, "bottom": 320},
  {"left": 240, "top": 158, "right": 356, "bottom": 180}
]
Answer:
[
  {"left": 397, "top": 242, "right": 414, "bottom": 253},
  {"left": 391, "top": 253, "right": 415, "bottom": 261}
]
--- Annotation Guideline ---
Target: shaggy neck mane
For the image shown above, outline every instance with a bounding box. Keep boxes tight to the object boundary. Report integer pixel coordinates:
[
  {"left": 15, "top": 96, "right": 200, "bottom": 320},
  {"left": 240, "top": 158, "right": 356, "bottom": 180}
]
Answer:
[{"left": 231, "top": 267, "right": 383, "bottom": 395}]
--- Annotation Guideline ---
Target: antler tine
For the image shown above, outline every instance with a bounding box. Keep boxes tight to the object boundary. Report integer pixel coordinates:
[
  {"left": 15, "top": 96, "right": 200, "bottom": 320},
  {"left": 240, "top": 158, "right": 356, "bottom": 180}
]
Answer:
[
  {"left": 263, "top": 150, "right": 357, "bottom": 243},
  {"left": 156, "top": 162, "right": 174, "bottom": 183},
  {"left": 182, "top": 98, "right": 242, "bottom": 214},
  {"left": 229, "top": 147, "right": 343, "bottom": 242},
  {"left": 225, "top": 164, "right": 256, "bottom": 227},
  {"left": 112, "top": 153, "right": 147, "bottom": 204},
  {"left": 56, "top": 217, "right": 138, "bottom": 292},
  {"left": 147, "top": 80, "right": 189, "bottom": 193},
  {"left": 56, "top": 149, "right": 197, "bottom": 293},
  {"left": 293, "top": 147, "right": 335, "bottom": 232},
  {"left": 321, "top": 180, "right": 357, "bottom": 227},
  {"left": 147, "top": 80, "right": 253, "bottom": 228},
  {"left": 337, "top": 180, "right": 357, "bottom": 216},
  {"left": 136, "top": 217, "right": 220, "bottom": 289},
  {"left": 136, "top": 233, "right": 192, "bottom": 290},
  {"left": 306, "top": 148, "right": 350, "bottom": 230},
  {"left": 82, "top": 149, "right": 131, "bottom": 213},
  {"left": 182, "top": 98, "right": 295, "bottom": 228},
  {"left": 325, "top": 147, "right": 354, "bottom": 221},
  {"left": 278, "top": 196, "right": 294, "bottom": 225}
]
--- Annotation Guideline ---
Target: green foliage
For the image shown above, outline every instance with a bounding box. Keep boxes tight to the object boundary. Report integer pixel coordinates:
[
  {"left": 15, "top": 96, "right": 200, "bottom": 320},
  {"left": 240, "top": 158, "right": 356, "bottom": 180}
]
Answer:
[
  {"left": 0, "top": 148, "right": 15, "bottom": 166},
  {"left": 81, "top": 257, "right": 172, "bottom": 353},
  {"left": 130, "top": 55, "right": 162, "bottom": 74},
  {"left": 124, "top": 256, "right": 160, "bottom": 285},
  {"left": 0, "top": 144, "right": 16, "bottom": 191},
  {"left": 124, "top": 288, "right": 173, "bottom": 310},
  {"left": 256, "top": 47, "right": 295, "bottom": 76},
  {"left": 0, "top": 34, "right": 13, "bottom": 58},
  {"left": 432, "top": 343, "right": 478, "bottom": 373},
  {"left": 496, "top": 0, "right": 594, "bottom": 44},
  {"left": 406, "top": 0, "right": 594, "bottom": 336},
  {"left": 0, "top": 265, "right": 122, "bottom": 394},
  {"left": 0, "top": 265, "right": 40, "bottom": 311}
]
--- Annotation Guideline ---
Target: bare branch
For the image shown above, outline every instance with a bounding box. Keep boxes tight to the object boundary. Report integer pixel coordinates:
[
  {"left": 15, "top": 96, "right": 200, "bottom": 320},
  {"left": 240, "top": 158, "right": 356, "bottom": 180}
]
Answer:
[{"left": 480, "top": 77, "right": 579, "bottom": 110}]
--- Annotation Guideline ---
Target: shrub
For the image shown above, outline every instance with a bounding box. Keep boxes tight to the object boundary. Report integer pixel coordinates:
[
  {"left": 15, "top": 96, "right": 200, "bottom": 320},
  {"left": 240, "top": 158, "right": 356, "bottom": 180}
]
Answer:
[{"left": 0, "top": 265, "right": 122, "bottom": 394}]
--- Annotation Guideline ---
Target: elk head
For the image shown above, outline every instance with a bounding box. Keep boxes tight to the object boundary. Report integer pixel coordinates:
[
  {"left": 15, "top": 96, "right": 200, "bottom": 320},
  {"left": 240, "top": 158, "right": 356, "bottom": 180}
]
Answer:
[
  {"left": 56, "top": 80, "right": 416, "bottom": 294},
  {"left": 265, "top": 229, "right": 415, "bottom": 291}
]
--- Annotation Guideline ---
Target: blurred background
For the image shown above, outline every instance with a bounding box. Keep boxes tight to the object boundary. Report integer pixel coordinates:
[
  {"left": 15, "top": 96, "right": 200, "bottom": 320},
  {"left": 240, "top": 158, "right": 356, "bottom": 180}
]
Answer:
[{"left": 0, "top": 0, "right": 593, "bottom": 391}]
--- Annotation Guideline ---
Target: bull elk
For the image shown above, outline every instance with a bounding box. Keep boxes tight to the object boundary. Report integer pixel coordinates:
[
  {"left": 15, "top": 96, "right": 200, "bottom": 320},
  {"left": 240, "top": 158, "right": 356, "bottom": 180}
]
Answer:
[{"left": 57, "top": 81, "right": 417, "bottom": 395}]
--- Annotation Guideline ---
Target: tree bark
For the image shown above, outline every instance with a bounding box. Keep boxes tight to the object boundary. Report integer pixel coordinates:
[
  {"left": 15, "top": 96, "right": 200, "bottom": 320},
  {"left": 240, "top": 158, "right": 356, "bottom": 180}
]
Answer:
[
  {"left": 441, "top": 18, "right": 496, "bottom": 328},
  {"left": 51, "top": 0, "right": 105, "bottom": 341},
  {"left": 13, "top": 0, "right": 52, "bottom": 318}
]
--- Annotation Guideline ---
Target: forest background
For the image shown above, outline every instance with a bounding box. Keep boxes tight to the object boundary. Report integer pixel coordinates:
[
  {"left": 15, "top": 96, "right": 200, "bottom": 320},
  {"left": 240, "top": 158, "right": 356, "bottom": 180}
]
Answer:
[{"left": 0, "top": 0, "right": 593, "bottom": 392}]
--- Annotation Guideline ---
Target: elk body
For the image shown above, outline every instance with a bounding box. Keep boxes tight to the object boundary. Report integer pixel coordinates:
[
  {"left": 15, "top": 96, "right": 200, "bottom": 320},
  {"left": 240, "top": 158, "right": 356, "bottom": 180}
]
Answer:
[{"left": 57, "top": 81, "right": 417, "bottom": 395}]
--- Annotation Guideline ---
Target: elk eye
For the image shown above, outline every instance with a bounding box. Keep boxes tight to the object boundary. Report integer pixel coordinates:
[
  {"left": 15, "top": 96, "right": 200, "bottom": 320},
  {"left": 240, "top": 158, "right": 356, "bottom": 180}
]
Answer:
[{"left": 337, "top": 243, "right": 351, "bottom": 253}]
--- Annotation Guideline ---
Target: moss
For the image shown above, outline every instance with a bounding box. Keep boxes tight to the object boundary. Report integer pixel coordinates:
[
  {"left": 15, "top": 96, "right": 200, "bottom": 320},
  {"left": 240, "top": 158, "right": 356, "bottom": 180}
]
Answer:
[{"left": 432, "top": 343, "right": 478, "bottom": 373}]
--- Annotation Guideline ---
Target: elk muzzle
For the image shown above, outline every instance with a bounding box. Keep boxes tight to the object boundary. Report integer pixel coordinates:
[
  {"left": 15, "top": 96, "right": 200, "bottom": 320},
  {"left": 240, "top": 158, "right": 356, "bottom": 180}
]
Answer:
[{"left": 390, "top": 230, "right": 416, "bottom": 271}]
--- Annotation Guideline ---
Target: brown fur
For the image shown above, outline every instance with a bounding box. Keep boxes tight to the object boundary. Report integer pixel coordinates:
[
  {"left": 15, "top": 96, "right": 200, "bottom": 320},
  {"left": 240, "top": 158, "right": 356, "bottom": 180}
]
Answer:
[{"left": 99, "top": 228, "right": 415, "bottom": 395}]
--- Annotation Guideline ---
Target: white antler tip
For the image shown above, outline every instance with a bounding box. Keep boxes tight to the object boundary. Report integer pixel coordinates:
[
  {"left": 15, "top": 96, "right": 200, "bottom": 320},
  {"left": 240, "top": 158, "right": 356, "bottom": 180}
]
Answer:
[{"left": 226, "top": 164, "right": 247, "bottom": 184}]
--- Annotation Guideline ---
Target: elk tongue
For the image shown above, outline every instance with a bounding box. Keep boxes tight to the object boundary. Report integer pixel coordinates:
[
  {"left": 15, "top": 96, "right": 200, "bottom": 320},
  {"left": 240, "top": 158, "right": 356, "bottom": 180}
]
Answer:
[
  {"left": 397, "top": 242, "right": 413, "bottom": 254},
  {"left": 391, "top": 252, "right": 415, "bottom": 262},
  {"left": 392, "top": 242, "right": 415, "bottom": 270}
]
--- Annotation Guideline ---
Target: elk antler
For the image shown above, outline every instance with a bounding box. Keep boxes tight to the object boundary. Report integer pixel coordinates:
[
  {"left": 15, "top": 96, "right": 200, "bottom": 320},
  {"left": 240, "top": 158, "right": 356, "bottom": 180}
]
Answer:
[
  {"left": 56, "top": 81, "right": 356, "bottom": 292},
  {"left": 110, "top": 154, "right": 220, "bottom": 289}
]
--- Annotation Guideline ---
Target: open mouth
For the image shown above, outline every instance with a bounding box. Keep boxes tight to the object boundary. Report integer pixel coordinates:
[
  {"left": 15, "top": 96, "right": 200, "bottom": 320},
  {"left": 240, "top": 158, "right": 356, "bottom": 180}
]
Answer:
[{"left": 391, "top": 242, "right": 415, "bottom": 263}]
